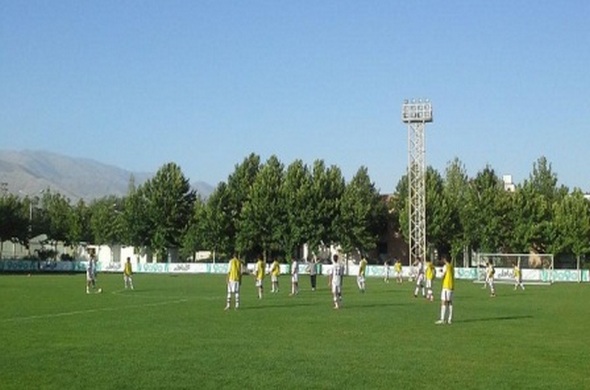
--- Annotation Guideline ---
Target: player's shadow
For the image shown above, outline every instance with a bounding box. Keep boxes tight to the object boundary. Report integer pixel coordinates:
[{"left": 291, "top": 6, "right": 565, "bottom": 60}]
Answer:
[
  {"left": 244, "top": 302, "right": 317, "bottom": 310},
  {"left": 458, "top": 315, "right": 533, "bottom": 323}
]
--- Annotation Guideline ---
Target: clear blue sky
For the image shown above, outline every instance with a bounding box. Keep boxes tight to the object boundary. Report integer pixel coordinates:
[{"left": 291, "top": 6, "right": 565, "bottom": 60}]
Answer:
[{"left": 1, "top": 1, "right": 589, "bottom": 193}]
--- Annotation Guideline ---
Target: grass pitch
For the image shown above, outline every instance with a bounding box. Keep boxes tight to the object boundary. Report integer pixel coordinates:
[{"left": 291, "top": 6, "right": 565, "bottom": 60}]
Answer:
[{"left": 1, "top": 273, "right": 589, "bottom": 389}]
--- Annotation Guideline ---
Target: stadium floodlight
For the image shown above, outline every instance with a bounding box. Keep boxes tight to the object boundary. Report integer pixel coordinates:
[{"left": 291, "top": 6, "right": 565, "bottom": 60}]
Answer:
[
  {"left": 402, "top": 99, "right": 432, "bottom": 266},
  {"left": 402, "top": 100, "right": 433, "bottom": 123}
]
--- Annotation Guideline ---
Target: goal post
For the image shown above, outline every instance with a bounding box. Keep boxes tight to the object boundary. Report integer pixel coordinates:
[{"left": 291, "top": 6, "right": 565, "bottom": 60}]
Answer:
[{"left": 475, "top": 253, "right": 554, "bottom": 285}]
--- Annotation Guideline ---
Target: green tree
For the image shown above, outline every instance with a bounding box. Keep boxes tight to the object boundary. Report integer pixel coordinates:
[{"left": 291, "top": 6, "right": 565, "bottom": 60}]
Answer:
[
  {"left": 225, "top": 153, "right": 261, "bottom": 255},
  {"left": 180, "top": 196, "right": 207, "bottom": 261},
  {"left": 143, "top": 162, "right": 196, "bottom": 261},
  {"left": 462, "top": 166, "right": 511, "bottom": 253},
  {"left": 339, "top": 166, "right": 387, "bottom": 256},
  {"left": 238, "top": 155, "right": 285, "bottom": 259},
  {"left": 201, "top": 182, "right": 233, "bottom": 259},
  {"left": 0, "top": 194, "right": 29, "bottom": 258},
  {"left": 279, "top": 160, "right": 315, "bottom": 261},
  {"left": 307, "top": 161, "right": 345, "bottom": 258},
  {"left": 551, "top": 189, "right": 590, "bottom": 270},
  {"left": 442, "top": 158, "right": 469, "bottom": 263},
  {"left": 42, "top": 191, "right": 73, "bottom": 257}
]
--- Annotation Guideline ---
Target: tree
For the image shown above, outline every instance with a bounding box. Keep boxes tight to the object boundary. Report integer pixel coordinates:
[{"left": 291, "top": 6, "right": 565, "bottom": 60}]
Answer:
[
  {"left": 201, "top": 182, "right": 233, "bottom": 259},
  {"left": 225, "top": 153, "right": 261, "bottom": 255},
  {"left": 551, "top": 189, "right": 590, "bottom": 271},
  {"left": 238, "top": 155, "right": 285, "bottom": 259},
  {"left": 462, "top": 166, "right": 511, "bottom": 253},
  {"left": 279, "top": 160, "right": 315, "bottom": 261},
  {"left": 307, "top": 160, "right": 345, "bottom": 258},
  {"left": 42, "top": 191, "right": 73, "bottom": 257},
  {"left": 142, "top": 162, "right": 196, "bottom": 261},
  {"left": 442, "top": 158, "right": 469, "bottom": 263},
  {"left": 89, "top": 196, "right": 125, "bottom": 261},
  {"left": 338, "top": 166, "right": 387, "bottom": 257},
  {"left": 180, "top": 196, "right": 207, "bottom": 261},
  {"left": 0, "top": 194, "right": 29, "bottom": 258}
]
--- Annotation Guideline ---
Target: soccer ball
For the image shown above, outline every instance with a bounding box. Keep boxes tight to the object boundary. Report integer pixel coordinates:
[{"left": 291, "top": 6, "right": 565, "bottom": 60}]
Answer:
[{"left": 97, "top": 288, "right": 103, "bottom": 293}]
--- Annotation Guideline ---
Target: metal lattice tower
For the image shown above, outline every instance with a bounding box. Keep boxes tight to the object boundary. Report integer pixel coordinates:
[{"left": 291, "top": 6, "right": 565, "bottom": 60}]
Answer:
[{"left": 402, "top": 99, "right": 432, "bottom": 265}]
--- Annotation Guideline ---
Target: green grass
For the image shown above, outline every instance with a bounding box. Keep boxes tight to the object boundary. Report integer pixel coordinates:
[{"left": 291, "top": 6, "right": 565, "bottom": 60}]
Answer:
[{"left": 1, "top": 273, "right": 589, "bottom": 389}]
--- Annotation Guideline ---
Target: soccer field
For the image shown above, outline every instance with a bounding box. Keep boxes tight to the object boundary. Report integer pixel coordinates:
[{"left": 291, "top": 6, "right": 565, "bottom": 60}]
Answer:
[{"left": 1, "top": 273, "right": 589, "bottom": 389}]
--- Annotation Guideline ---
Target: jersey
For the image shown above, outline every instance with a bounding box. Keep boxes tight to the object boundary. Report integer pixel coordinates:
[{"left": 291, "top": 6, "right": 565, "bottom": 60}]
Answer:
[
  {"left": 228, "top": 258, "right": 241, "bottom": 282},
  {"left": 442, "top": 263, "right": 454, "bottom": 290},
  {"left": 487, "top": 264, "right": 495, "bottom": 278},
  {"left": 359, "top": 259, "right": 367, "bottom": 277},
  {"left": 255, "top": 259, "right": 265, "bottom": 280},
  {"left": 291, "top": 260, "right": 299, "bottom": 276},
  {"left": 124, "top": 262, "right": 133, "bottom": 276},
  {"left": 86, "top": 259, "right": 97, "bottom": 279},
  {"left": 394, "top": 261, "right": 402, "bottom": 273},
  {"left": 270, "top": 261, "right": 279, "bottom": 276},
  {"left": 514, "top": 266, "right": 521, "bottom": 279},
  {"left": 331, "top": 263, "right": 343, "bottom": 286},
  {"left": 425, "top": 262, "right": 435, "bottom": 281}
]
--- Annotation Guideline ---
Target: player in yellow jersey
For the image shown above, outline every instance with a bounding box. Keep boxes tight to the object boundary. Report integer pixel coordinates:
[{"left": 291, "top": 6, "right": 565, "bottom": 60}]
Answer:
[
  {"left": 394, "top": 258, "right": 403, "bottom": 284},
  {"left": 270, "top": 259, "right": 280, "bottom": 293},
  {"left": 425, "top": 260, "right": 435, "bottom": 301},
  {"left": 436, "top": 257, "right": 454, "bottom": 325},
  {"left": 123, "top": 257, "right": 134, "bottom": 290},
  {"left": 513, "top": 262, "right": 525, "bottom": 291},
  {"left": 357, "top": 257, "right": 368, "bottom": 293},
  {"left": 225, "top": 256, "right": 242, "bottom": 310},
  {"left": 254, "top": 256, "right": 265, "bottom": 299}
]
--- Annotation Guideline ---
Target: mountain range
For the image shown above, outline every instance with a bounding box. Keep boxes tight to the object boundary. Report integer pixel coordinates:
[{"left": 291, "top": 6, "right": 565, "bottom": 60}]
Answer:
[{"left": 0, "top": 150, "right": 214, "bottom": 201}]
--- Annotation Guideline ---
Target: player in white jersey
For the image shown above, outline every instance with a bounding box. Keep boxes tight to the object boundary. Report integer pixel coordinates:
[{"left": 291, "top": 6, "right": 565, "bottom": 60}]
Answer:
[
  {"left": 413, "top": 259, "right": 425, "bottom": 298},
  {"left": 329, "top": 255, "right": 343, "bottom": 309},
  {"left": 485, "top": 261, "right": 496, "bottom": 297},
  {"left": 290, "top": 259, "right": 299, "bottom": 296},
  {"left": 86, "top": 255, "right": 102, "bottom": 294}
]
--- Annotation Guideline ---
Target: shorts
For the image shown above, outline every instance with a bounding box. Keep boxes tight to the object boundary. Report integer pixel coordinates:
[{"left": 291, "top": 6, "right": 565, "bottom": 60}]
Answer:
[
  {"left": 425, "top": 279, "right": 433, "bottom": 289},
  {"left": 255, "top": 279, "right": 263, "bottom": 288},
  {"left": 331, "top": 284, "right": 341, "bottom": 295},
  {"left": 291, "top": 274, "right": 299, "bottom": 283},
  {"left": 271, "top": 275, "right": 278, "bottom": 283},
  {"left": 227, "top": 281, "right": 240, "bottom": 294},
  {"left": 441, "top": 289, "right": 454, "bottom": 302},
  {"left": 357, "top": 275, "right": 365, "bottom": 284},
  {"left": 86, "top": 272, "right": 95, "bottom": 282},
  {"left": 415, "top": 274, "right": 424, "bottom": 286}
]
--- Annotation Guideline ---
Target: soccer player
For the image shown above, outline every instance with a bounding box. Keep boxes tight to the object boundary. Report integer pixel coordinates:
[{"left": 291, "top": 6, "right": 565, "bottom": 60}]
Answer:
[
  {"left": 513, "top": 262, "right": 525, "bottom": 291},
  {"left": 270, "top": 258, "right": 280, "bottom": 293},
  {"left": 254, "top": 256, "right": 265, "bottom": 299},
  {"left": 357, "top": 257, "right": 367, "bottom": 293},
  {"left": 290, "top": 258, "right": 299, "bottom": 296},
  {"left": 307, "top": 257, "right": 318, "bottom": 291},
  {"left": 486, "top": 261, "right": 496, "bottom": 297},
  {"left": 123, "top": 256, "right": 134, "bottom": 290},
  {"left": 383, "top": 260, "right": 390, "bottom": 283},
  {"left": 394, "top": 258, "right": 403, "bottom": 284},
  {"left": 225, "top": 255, "right": 241, "bottom": 310},
  {"left": 86, "top": 254, "right": 102, "bottom": 294},
  {"left": 413, "top": 259, "right": 425, "bottom": 298},
  {"left": 436, "top": 257, "right": 454, "bottom": 325},
  {"left": 425, "top": 259, "right": 436, "bottom": 301},
  {"left": 329, "top": 255, "right": 344, "bottom": 309}
]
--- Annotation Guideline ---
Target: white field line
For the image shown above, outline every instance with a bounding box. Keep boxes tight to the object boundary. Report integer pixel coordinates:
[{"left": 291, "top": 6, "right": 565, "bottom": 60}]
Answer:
[{"left": 1, "top": 298, "right": 188, "bottom": 323}]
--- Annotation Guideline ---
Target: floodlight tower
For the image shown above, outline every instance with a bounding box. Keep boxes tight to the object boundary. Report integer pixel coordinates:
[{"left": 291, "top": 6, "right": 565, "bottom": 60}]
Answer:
[{"left": 402, "top": 99, "right": 432, "bottom": 266}]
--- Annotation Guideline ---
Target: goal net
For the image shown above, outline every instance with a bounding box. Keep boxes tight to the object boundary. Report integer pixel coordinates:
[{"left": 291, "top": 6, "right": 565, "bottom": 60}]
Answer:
[{"left": 475, "top": 253, "right": 554, "bottom": 285}]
